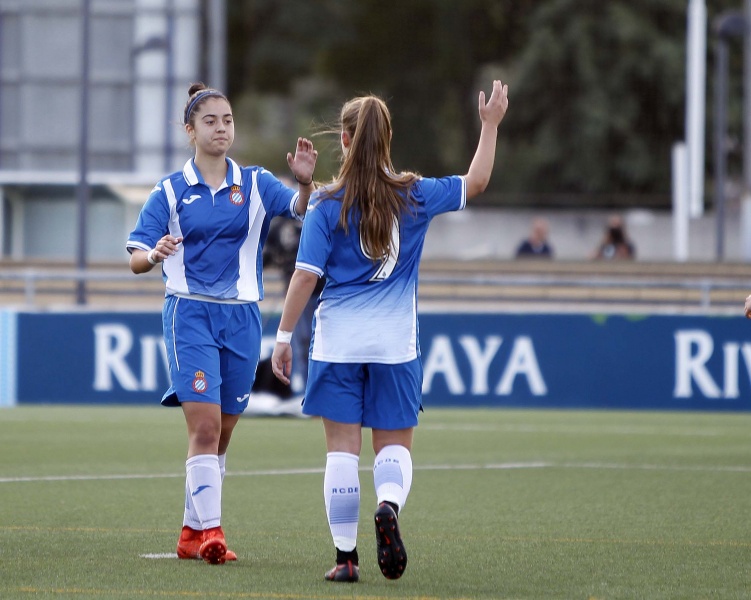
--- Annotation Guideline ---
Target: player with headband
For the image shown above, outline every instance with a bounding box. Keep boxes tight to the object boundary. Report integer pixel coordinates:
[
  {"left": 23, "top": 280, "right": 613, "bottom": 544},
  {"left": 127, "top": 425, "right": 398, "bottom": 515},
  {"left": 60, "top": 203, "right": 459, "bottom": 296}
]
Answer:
[{"left": 127, "top": 82, "right": 317, "bottom": 564}]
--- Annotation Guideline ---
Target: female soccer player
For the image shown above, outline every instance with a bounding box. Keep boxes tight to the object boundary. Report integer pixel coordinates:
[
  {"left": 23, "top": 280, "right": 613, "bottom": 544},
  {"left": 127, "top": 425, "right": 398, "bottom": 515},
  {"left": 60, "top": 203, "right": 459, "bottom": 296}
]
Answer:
[
  {"left": 127, "top": 82, "right": 317, "bottom": 564},
  {"left": 270, "top": 80, "right": 509, "bottom": 581}
]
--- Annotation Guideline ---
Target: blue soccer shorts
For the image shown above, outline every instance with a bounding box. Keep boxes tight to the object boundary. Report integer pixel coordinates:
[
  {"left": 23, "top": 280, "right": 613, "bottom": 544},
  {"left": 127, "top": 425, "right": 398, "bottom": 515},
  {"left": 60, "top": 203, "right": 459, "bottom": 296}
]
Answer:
[
  {"left": 160, "top": 295, "right": 262, "bottom": 415},
  {"left": 303, "top": 358, "right": 423, "bottom": 429}
]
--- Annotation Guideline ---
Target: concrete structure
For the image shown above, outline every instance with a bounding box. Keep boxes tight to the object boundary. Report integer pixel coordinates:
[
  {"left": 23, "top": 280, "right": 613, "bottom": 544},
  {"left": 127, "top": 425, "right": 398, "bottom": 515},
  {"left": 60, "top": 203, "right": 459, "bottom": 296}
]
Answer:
[
  {"left": 0, "top": 1, "right": 745, "bottom": 266},
  {"left": 0, "top": 0, "right": 224, "bottom": 261},
  {"left": 424, "top": 206, "right": 746, "bottom": 263}
]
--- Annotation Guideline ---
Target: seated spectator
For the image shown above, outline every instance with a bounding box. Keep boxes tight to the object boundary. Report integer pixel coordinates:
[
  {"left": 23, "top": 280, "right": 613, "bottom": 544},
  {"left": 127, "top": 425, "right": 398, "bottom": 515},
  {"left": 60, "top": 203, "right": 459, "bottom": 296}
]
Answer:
[
  {"left": 592, "top": 214, "right": 635, "bottom": 260},
  {"left": 515, "top": 218, "right": 554, "bottom": 259}
]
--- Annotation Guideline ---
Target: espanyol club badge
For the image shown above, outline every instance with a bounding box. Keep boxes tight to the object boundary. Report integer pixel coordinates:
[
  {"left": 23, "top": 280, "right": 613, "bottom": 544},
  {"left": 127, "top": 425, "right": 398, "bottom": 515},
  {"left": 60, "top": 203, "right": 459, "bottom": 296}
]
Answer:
[
  {"left": 192, "top": 370, "right": 207, "bottom": 393},
  {"left": 229, "top": 185, "right": 244, "bottom": 206}
]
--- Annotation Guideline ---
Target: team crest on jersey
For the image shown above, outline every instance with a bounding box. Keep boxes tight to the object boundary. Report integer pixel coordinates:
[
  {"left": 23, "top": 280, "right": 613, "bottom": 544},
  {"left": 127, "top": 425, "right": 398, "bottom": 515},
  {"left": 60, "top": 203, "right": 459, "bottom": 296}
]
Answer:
[
  {"left": 192, "top": 371, "right": 208, "bottom": 393},
  {"left": 229, "top": 185, "right": 244, "bottom": 206}
]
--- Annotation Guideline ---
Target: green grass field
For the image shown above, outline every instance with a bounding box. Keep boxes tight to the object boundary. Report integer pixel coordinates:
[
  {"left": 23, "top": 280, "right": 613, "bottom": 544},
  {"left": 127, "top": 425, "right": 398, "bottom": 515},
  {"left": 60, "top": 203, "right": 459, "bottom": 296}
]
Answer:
[{"left": 1, "top": 405, "right": 750, "bottom": 600}]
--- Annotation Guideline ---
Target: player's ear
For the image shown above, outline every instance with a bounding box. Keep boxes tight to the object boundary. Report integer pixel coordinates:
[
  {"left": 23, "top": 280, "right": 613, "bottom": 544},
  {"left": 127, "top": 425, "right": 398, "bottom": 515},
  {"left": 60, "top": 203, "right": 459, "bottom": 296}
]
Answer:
[
  {"left": 341, "top": 131, "right": 351, "bottom": 149},
  {"left": 186, "top": 126, "right": 198, "bottom": 147}
]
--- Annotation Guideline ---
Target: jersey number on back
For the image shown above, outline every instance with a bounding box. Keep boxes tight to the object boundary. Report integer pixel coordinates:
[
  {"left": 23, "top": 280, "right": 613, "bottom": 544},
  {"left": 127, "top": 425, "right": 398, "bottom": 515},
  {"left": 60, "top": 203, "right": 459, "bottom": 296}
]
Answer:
[{"left": 363, "top": 217, "right": 400, "bottom": 282}]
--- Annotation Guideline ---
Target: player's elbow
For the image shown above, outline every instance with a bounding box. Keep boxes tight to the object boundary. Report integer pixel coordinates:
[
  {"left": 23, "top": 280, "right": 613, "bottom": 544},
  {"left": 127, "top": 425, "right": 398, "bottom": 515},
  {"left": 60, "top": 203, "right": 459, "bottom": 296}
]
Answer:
[
  {"left": 292, "top": 268, "right": 320, "bottom": 289},
  {"left": 129, "top": 252, "right": 148, "bottom": 274},
  {"left": 465, "top": 174, "right": 490, "bottom": 200}
]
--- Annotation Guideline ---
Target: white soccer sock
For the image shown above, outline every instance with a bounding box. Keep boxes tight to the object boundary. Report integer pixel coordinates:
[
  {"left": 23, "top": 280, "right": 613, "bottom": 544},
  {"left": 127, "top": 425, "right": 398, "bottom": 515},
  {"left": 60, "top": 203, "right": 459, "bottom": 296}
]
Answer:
[
  {"left": 182, "top": 478, "right": 201, "bottom": 530},
  {"left": 186, "top": 454, "right": 222, "bottom": 530},
  {"left": 184, "top": 453, "right": 227, "bottom": 529},
  {"left": 373, "top": 445, "right": 413, "bottom": 513},
  {"left": 323, "top": 452, "right": 360, "bottom": 551},
  {"left": 218, "top": 453, "right": 227, "bottom": 481}
]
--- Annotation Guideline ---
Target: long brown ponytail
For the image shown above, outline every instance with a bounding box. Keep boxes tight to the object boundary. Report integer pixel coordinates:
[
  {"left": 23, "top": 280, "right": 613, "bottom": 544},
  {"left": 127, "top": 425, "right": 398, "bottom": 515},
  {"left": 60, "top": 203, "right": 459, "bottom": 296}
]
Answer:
[{"left": 325, "top": 96, "right": 417, "bottom": 261}]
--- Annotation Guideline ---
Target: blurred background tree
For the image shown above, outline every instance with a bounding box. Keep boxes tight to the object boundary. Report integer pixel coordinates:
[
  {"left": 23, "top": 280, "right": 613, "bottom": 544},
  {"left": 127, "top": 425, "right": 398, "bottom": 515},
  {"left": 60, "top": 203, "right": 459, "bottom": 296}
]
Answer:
[{"left": 227, "top": 0, "right": 742, "bottom": 207}]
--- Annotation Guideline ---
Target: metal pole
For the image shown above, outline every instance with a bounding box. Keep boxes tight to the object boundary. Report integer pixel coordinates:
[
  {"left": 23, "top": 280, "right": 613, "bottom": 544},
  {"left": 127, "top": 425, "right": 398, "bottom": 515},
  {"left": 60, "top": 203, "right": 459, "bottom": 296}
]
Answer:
[
  {"left": 714, "top": 36, "right": 728, "bottom": 260},
  {"left": 746, "top": 0, "right": 751, "bottom": 191},
  {"left": 712, "top": 11, "right": 747, "bottom": 261},
  {"left": 76, "top": 0, "right": 92, "bottom": 305},
  {"left": 672, "top": 142, "right": 689, "bottom": 261},
  {"left": 164, "top": 0, "right": 175, "bottom": 172},
  {"left": 742, "top": 0, "right": 751, "bottom": 260},
  {"left": 686, "top": 0, "right": 707, "bottom": 218},
  {"left": 207, "top": 0, "right": 227, "bottom": 92}
]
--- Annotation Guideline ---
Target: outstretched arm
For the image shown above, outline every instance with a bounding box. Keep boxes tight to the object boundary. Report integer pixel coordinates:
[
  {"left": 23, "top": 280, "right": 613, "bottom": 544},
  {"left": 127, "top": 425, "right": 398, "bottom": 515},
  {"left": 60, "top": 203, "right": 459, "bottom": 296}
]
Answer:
[
  {"left": 287, "top": 137, "right": 318, "bottom": 216},
  {"left": 465, "top": 80, "right": 509, "bottom": 200}
]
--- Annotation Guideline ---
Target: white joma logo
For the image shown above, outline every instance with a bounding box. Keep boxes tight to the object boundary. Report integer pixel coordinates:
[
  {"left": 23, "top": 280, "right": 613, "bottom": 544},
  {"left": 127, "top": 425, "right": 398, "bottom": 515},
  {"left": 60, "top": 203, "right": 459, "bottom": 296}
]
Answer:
[{"left": 183, "top": 194, "right": 201, "bottom": 204}]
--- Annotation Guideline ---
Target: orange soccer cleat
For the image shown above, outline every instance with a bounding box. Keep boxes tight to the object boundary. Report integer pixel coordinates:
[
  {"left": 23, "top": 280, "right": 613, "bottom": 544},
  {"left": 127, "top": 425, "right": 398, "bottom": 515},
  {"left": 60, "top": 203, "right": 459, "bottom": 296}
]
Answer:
[
  {"left": 177, "top": 526, "right": 236, "bottom": 562},
  {"left": 199, "top": 526, "right": 228, "bottom": 564}
]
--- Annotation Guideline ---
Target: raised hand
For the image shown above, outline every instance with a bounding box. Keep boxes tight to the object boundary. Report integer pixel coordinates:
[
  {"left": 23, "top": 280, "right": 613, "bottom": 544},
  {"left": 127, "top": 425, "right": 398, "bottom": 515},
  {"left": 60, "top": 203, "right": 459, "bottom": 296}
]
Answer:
[
  {"left": 287, "top": 137, "right": 318, "bottom": 185},
  {"left": 478, "top": 79, "right": 509, "bottom": 129}
]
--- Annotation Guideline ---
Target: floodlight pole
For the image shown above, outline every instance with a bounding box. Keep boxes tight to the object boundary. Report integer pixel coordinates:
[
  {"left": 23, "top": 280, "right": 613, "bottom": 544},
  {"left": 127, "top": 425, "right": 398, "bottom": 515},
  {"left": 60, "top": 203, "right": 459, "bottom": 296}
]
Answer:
[
  {"left": 747, "top": 0, "right": 751, "bottom": 181},
  {"left": 164, "top": 0, "right": 175, "bottom": 172},
  {"left": 714, "top": 25, "right": 729, "bottom": 261},
  {"left": 713, "top": 12, "right": 747, "bottom": 260},
  {"left": 743, "top": 0, "right": 751, "bottom": 261},
  {"left": 686, "top": 0, "right": 707, "bottom": 218},
  {"left": 207, "top": 0, "right": 227, "bottom": 92},
  {"left": 76, "top": 0, "right": 92, "bottom": 305}
]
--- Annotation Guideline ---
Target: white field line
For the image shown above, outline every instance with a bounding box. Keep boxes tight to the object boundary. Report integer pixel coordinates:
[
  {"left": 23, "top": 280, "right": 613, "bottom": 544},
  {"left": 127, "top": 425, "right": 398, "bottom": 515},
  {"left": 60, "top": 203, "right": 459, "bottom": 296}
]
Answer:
[
  {"left": 2, "top": 460, "right": 751, "bottom": 484},
  {"left": 420, "top": 423, "right": 739, "bottom": 437}
]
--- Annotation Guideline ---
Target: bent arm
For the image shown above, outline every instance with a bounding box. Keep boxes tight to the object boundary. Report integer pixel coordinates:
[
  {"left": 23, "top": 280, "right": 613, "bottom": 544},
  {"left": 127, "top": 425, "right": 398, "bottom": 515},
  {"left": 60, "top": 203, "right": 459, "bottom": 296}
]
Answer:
[
  {"left": 128, "top": 235, "right": 182, "bottom": 274},
  {"left": 293, "top": 180, "right": 316, "bottom": 217},
  {"left": 465, "top": 80, "right": 509, "bottom": 200},
  {"left": 129, "top": 249, "right": 156, "bottom": 274}
]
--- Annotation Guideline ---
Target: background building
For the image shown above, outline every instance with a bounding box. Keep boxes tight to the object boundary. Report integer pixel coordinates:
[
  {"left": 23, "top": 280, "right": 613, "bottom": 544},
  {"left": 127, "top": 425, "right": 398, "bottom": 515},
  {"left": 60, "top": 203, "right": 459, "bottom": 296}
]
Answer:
[{"left": 0, "top": 0, "right": 225, "bottom": 261}]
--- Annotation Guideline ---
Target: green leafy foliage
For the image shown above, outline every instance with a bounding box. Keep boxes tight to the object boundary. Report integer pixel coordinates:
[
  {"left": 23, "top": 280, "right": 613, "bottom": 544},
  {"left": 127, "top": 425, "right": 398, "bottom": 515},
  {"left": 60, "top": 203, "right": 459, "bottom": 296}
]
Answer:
[{"left": 227, "top": 0, "right": 744, "bottom": 204}]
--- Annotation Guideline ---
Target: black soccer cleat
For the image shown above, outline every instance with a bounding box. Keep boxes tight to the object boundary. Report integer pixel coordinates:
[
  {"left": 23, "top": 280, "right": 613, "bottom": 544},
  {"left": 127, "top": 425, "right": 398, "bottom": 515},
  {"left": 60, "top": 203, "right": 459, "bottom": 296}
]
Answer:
[
  {"left": 374, "top": 502, "right": 407, "bottom": 579},
  {"left": 324, "top": 560, "right": 359, "bottom": 582}
]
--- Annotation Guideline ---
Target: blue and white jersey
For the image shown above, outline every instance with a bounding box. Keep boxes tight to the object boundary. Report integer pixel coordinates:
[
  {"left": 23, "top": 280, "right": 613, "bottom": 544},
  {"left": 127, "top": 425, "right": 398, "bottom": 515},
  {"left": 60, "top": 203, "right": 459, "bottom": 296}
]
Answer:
[
  {"left": 297, "top": 175, "right": 466, "bottom": 363},
  {"left": 127, "top": 158, "right": 301, "bottom": 302}
]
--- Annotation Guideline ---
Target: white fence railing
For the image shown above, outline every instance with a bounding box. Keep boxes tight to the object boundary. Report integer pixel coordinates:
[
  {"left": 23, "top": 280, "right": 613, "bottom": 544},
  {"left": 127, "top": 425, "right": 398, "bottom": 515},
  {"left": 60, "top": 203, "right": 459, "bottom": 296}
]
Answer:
[{"left": 0, "top": 267, "right": 748, "bottom": 313}]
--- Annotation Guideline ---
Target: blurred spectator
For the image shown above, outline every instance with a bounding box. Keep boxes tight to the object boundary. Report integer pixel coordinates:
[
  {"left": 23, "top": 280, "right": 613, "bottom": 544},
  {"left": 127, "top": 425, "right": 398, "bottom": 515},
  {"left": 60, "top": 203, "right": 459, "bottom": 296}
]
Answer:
[
  {"left": 515, "top": 217, "right": 553, "bottom": 259},
  {"left": 592, "top": 214, "right": 635, "bottom": 260}
]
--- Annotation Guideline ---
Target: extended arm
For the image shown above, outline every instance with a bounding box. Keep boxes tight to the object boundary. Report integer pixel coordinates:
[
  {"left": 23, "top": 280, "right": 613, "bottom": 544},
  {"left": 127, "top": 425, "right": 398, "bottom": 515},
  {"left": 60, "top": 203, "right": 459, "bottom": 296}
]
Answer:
[{"left": 465, "top": 80, "right": 509, "bottom": 200}]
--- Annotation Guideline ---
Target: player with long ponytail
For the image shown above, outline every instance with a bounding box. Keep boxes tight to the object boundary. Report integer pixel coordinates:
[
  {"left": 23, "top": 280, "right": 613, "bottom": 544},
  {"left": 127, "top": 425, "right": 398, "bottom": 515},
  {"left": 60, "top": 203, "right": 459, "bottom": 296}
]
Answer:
[{"left": 272, "top": 80, "right": 509, "bottom": 582}]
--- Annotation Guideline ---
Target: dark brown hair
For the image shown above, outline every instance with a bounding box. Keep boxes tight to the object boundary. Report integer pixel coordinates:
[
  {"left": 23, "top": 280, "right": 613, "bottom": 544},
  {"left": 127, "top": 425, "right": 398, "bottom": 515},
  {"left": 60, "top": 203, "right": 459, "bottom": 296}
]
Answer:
[{"left": 183, "top": 82, "right": 229, "bottom": 126}]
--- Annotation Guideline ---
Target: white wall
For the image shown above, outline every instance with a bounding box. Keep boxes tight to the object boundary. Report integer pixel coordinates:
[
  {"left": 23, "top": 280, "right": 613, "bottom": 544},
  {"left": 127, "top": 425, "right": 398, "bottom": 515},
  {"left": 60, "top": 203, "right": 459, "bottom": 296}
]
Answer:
[{"left": 424, "top": 207, "right": 744, "bottom": 263}]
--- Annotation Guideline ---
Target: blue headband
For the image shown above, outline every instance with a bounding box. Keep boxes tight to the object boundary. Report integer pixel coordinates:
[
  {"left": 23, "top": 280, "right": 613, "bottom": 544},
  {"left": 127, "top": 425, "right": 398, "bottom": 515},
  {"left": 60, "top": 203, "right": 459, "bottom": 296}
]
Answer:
[{"left": 184, "top": 90, "right": 224, "bottom": 124}]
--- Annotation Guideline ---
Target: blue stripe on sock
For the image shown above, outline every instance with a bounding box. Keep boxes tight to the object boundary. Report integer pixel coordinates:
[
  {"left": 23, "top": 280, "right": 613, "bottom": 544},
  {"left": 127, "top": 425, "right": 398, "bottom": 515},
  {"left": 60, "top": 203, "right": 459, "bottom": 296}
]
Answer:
[
  {"left": 374, "top": 462, "right": 403, "bottom": 489},
  {"left": 329, "top": 493, "right": 360, "bottom": 525}
]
